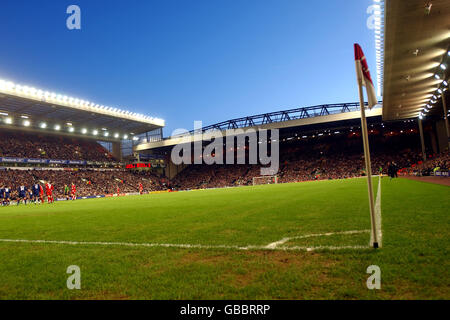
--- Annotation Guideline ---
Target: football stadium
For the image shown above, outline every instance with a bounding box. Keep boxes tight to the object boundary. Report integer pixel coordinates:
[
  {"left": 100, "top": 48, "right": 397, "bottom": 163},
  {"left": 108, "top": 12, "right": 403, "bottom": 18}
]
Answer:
[{"left": 0, "top": 0, "right": 449, "bottom": 303}]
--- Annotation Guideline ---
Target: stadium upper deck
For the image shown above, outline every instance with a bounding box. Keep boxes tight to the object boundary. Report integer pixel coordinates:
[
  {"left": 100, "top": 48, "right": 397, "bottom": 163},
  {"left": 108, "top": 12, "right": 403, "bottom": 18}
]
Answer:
[
  {"left": 135, "top": 102, "right": 383, "bottom": 151},
  {"left": 0, "top": 76, "right": 165, "bottom": 160},
  {"left": 0, "top": 77, "right": 164, "bottom": 140}
]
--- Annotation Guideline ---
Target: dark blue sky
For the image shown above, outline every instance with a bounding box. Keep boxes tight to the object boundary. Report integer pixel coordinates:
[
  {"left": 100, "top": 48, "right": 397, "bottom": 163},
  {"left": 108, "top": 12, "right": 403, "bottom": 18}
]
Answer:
[{"left": 0, "top": 0, "right": 377, "bottom": 136}]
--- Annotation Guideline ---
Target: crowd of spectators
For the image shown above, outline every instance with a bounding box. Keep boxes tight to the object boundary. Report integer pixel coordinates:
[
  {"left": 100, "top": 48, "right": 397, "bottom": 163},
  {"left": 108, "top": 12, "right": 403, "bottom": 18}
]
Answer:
[
  {"left": 405, "top": 152, "right": 449, "bottom": 176},
  {"left": 0, "top": 129, "right": 447, "bottom": 198},
  {"left": 170, "top": 133, "right": 426, "bottom": 190},
  {"left": 0, "top": 130, "right": 114, "bottom": 162},
  {"left": 0, "top": 169, "right": 164, "bottom": 199}
]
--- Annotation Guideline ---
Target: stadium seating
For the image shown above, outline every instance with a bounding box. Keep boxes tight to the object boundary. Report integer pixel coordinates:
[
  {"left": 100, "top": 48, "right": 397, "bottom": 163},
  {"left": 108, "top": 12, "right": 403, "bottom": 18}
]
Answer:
[
  {"left": 170, "top": 132, "right": 426, "bottom": 190},
  {"left": 0, "top": 130, "right": 114, "bottom": 162},
  {"left": 0, "top": 168, "right": 164, "bottom": 198},
  {"left": 0, "top": 128, "right": 447, "bottom": 199}
]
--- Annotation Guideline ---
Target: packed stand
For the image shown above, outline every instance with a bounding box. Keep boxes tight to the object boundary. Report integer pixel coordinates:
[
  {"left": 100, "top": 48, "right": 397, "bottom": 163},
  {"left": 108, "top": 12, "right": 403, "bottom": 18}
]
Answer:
[
  {"left": 0, "top": 130, "right": 115, "bottom": 162},
  {"left": 170, "top": 133, "right": 424, "bottom": 190},
  {"left": 405, "top": 152, "right": 449, "bottom": 176},
  {"left": 0, "top": 169, "right": 165, "bottom": 200}
]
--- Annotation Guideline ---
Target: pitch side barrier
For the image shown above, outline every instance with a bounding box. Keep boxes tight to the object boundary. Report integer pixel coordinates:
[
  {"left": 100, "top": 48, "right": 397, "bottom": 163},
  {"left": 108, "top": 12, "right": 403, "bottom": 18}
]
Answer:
[
  {"left": 434, "top": 171, "right": 450, "bottom": 177},
  {"left": 0, "top": 157, "right": 122, "bottom": 166},
  {"left": 0, "top": 167, "right": 125, "bottom": 172}
]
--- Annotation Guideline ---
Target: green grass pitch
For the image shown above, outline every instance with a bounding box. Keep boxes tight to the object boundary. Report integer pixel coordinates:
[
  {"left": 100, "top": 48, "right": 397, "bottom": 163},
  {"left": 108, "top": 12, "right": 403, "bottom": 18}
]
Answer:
[{"left": 0, "top": 177, "right": 448, "bottom": 299}]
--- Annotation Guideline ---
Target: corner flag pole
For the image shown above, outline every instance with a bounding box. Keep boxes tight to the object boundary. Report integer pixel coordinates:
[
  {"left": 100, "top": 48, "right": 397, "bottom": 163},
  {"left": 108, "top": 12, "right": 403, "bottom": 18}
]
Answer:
[{"left": 355, "top": 59, "right": 378, "bottom": 249}]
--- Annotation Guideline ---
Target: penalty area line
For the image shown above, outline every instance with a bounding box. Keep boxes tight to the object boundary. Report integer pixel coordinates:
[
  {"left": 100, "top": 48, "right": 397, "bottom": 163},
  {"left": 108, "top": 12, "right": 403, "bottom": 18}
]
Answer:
[
  {"left": 0, "top": 238, "right": 369, "bottom": 252},
  {"left": 265, "top": 229, "right": 371, "bottom": 249}
]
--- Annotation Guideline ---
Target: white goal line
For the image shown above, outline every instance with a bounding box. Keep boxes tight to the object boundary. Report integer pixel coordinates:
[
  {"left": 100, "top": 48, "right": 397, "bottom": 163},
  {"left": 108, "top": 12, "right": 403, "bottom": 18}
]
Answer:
[
  {"left": 0, "top": 230, "right": 371, "bottom": 252},
  {"left": 370, "top": 176, "right": 383, "bottom": 248}
]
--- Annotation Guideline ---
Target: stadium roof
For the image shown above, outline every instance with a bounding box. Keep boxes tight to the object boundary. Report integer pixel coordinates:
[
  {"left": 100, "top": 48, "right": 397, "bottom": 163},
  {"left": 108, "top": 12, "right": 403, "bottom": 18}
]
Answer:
[
  {"left": 0, "top": 77, "right": 165, "bottom": 140},
  {"left": 382, "top": 0, "right": 450, "bottom": 121},
  {"left": 135, "top": 102, "right": 382, "bottom": 151}
]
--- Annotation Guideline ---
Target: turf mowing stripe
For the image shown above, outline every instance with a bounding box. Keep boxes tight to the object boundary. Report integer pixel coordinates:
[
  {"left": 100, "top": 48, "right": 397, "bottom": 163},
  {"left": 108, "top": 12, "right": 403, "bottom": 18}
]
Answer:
[
  {"left": 265, "top": 230, "right": 371, "bottom": 249},
  {"left": 0, "top": 238, "right": 370, "bottom": 252}
]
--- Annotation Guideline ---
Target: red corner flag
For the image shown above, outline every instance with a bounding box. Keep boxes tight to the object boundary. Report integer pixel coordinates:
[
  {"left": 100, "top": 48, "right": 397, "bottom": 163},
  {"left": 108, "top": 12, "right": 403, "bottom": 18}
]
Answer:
[{"left": 354, "top": 43, "right": 377, "bottom": 109}]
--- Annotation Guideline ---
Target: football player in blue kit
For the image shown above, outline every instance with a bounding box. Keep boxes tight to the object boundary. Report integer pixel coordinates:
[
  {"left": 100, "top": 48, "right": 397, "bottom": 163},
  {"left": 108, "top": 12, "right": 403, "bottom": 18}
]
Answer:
[
  {"left": 32, "top": 182, "right": 41, "bottom": 204},
  {"left": 0, "top": 187, "right": 4, "bottom": 206},
  {"left": 3, "top": 186, "right": 11, "bottom": 206},
  {"left": 17, "top": 184, "right": 28, "bottom": 205}
]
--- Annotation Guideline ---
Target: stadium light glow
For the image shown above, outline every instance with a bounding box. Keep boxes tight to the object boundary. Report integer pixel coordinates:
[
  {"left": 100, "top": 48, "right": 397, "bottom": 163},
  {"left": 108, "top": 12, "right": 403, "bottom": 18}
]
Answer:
[
  {"left": 81, "top": 128, "right": 87, "bottom": 134},
  {"left": 114, "top": 133, "right": 119, "bottom": 138},
  {"left": 21, "top": 115, "right": 29, "bottom": 119},
  {"left": 123, "top": 134, "right": 128, "bottom": 140},
  {"left": 0, "top": 77, "right": 165, "bottom": 127},
  {"left": 40, "top": 122, "right": 47, "bottom": 129},
  {"left": 372, "top": 0, "right": 385, "bottom": 97},
  {"left": 68, "top": 127, "right": 75, "bottom": 133},
  {"left": 440, "top": 64, "right": 447, "bottom": 70},
  {"left": 104, "top": 132, "right": 109, "bottom": 137},
  {"left": 93, "top": 130, "right": 98, "bottom": 135},
  {"left": 23, "top": 120, "right": 30, "bottom": 127},
  {"left": 5, "top": 117, "right": 12, "bottom": 124},
  {"left": 54, "top": 124, "right": 61, "bottom": 131}
]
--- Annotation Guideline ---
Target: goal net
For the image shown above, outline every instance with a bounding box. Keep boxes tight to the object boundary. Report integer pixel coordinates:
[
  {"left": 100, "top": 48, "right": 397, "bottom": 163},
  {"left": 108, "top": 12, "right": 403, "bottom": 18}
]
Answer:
[{"left": 252, "top": 175, "right": 279, "bottom": 186}]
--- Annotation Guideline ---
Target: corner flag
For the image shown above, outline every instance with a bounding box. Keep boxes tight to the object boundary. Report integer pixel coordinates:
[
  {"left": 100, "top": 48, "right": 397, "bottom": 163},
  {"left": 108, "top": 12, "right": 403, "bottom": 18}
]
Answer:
[
  {"left": 354, "top": 43, "right": 377, "bottom": 109},
  {"left": 354, "top": 43, "right": 379, "bottom": 249}
]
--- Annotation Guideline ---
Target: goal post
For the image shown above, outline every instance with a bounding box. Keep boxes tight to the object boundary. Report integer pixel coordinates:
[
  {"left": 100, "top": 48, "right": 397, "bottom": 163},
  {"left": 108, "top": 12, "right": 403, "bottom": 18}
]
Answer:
[{"left": 252, "top": 175, "right": 279, "bottom": 186}]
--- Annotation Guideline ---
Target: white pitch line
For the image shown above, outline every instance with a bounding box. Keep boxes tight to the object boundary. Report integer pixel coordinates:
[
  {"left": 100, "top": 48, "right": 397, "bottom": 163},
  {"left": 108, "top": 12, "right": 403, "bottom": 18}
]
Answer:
[
  {"left": 374, "top": 176, "right": 383, "bottom": 247},
  {"left": 0, "top": 238, "right": 369, "bottom": 252},
  {"left": 265, "top": 229, "right": 371, "bottom": 249}
]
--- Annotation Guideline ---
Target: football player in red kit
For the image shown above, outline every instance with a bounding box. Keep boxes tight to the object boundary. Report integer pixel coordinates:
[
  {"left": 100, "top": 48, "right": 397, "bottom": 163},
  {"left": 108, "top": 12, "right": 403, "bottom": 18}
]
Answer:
[
  {"left": 139, "top": 182, "right": 144, "bottom": 195},
  {"left": 39, "top": 184, "right": 44, "bottom": 204},
  {"left": 71, "top": 182, "right": 77, "bottom": 200},
  {"left": 45, "top": 182, "right": 54, "bottom": 203}
]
